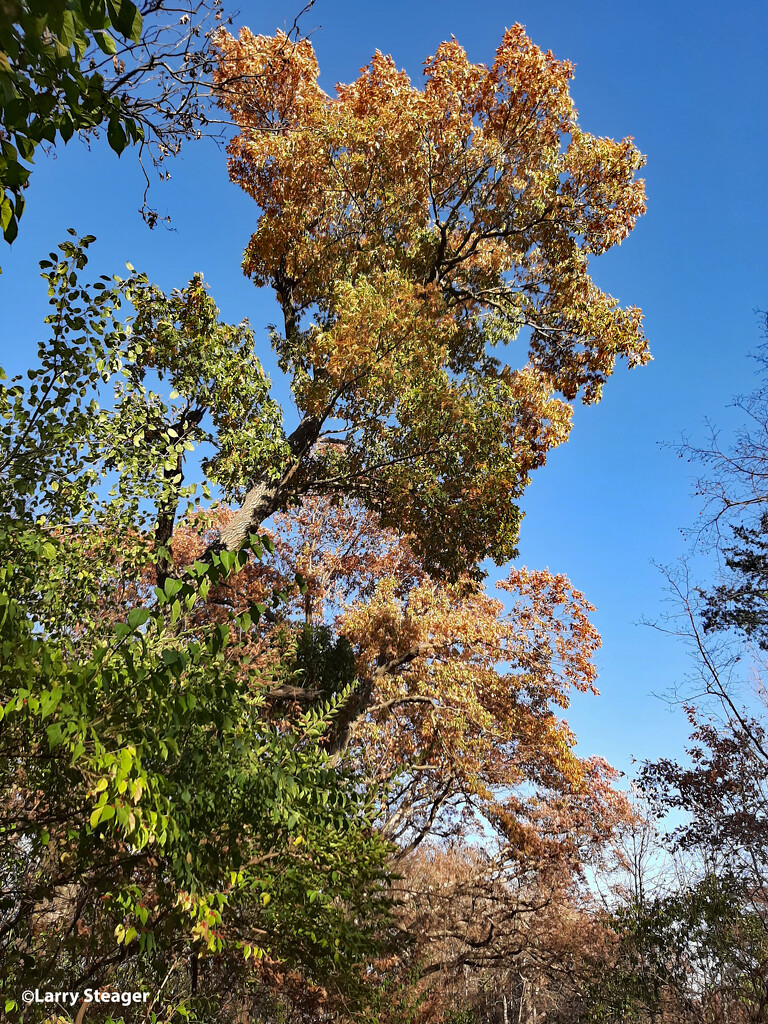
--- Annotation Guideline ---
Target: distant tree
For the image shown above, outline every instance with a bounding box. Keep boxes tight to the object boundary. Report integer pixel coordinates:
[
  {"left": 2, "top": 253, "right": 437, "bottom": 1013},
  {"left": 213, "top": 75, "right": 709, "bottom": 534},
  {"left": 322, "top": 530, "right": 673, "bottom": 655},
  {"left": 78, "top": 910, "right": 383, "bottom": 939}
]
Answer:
[
  {"left": 645, "top": 329, "right": 768, "bottom": 855},
  {"left": 699, "top": 511, "right": 768, "bottom": 645},
  {"left": 582, "top": 872, "right": 768, "bottom": 1024},
  {"left": 619, "top": 325, "right": 768, "bottom": 1024},
  {"left": 671, "top": 318, "right": 768, "bottom": 644},
  {"left": 388, "top": 843, "right": 607, "bottom": 1024}
]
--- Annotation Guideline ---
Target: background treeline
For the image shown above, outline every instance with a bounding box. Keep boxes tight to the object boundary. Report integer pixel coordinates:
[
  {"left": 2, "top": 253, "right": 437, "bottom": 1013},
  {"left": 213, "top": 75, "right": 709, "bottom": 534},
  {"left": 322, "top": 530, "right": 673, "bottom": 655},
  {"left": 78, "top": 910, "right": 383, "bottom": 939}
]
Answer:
[{"left": 1, "top": 3, "right": 765, "bottom": 1022}]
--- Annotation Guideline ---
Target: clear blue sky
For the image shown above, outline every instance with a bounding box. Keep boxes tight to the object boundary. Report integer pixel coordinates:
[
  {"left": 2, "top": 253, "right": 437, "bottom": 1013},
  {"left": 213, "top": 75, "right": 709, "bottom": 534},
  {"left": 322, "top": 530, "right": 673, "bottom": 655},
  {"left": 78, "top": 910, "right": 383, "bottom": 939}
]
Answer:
[{"left": 2, "top": 0, "right": 767, "bottom": 778}]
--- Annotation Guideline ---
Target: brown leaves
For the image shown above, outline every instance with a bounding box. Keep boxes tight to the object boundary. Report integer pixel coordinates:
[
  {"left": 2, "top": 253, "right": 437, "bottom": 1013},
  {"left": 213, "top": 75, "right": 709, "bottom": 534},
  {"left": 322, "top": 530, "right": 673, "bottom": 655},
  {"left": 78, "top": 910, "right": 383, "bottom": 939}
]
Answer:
[{"left": 187, "top": 498, "right": 626, "bottom": 865}]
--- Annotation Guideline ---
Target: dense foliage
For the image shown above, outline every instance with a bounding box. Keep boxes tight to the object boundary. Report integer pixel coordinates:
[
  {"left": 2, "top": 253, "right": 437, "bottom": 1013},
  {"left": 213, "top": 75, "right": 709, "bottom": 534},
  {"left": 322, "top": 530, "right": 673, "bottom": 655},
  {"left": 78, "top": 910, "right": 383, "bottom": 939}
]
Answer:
[
  {"left": 0, "top": 13, "right": 699, "bottom": 1024},
  {"left": 0, "top": 238, "right": 393, "bottom": 1021},
  {"left": 210, "top": 24, "right": 649, "bottom": 573}
]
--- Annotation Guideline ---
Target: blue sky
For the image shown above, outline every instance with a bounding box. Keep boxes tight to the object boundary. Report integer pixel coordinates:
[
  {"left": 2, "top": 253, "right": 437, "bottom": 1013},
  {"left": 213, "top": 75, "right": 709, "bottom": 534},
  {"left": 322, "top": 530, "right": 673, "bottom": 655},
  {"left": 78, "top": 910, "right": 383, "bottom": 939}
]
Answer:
[{"left": 2, "top": 0, "right": 767, "bottom": 778}]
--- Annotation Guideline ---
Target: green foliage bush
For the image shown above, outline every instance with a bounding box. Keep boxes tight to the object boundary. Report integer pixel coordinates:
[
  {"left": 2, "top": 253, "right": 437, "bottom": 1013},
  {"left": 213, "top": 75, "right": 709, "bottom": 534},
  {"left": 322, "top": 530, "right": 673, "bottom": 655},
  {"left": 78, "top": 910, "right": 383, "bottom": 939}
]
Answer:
[{"left": 0, "top": 235, "right": 394, "bottom": 1022}]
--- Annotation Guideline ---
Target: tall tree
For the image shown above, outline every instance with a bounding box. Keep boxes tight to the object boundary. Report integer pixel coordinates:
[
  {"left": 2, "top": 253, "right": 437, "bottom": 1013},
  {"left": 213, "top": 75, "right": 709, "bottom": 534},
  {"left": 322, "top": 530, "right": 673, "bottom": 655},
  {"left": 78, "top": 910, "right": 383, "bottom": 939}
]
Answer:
[
  {"left": 0, "top": 17, "right": 653, "bottom": 1020},
  {"left": 206, "top": 24, "right": 649, "bottom": 575}
]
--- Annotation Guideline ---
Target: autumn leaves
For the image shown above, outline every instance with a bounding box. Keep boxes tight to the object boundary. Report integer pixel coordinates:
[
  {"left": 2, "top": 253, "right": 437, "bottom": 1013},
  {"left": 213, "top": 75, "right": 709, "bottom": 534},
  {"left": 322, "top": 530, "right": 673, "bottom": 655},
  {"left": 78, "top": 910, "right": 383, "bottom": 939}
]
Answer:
[{"left": 210, "top": 24, "right": 648, "bottom": 573}]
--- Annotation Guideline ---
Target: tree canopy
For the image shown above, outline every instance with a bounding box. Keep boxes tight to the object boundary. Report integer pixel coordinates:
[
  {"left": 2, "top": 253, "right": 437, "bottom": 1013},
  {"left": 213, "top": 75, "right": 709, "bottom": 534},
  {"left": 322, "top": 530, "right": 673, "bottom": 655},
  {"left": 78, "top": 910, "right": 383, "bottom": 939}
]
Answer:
[{"left": 209, "top": 25, "right": 649, "bottom": 574}]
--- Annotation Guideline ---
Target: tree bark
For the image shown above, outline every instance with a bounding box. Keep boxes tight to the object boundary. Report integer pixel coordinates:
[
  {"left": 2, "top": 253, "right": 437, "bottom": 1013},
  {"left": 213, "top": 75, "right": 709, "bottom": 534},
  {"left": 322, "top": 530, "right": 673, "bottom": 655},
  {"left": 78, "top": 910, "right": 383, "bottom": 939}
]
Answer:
[{"left": 209, "top": 412, "right": 322, "bottom": 554}]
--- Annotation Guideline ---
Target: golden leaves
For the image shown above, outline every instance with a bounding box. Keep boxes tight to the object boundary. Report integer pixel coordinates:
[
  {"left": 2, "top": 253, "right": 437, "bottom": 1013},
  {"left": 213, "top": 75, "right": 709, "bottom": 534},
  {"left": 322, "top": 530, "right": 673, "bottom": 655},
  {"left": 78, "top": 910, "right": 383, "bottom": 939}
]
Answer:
[
  {"left": 562, "top": 129, "right": 647, "bottom": 255},
  {"left": 214, "top": 23, "right": 649, "bottom": 402},
  {"left": 210, "top": 21, "right": 649, "bottom": 569},
  {"left": 213, "top": 28, "right": 325, "bottom": 131}
]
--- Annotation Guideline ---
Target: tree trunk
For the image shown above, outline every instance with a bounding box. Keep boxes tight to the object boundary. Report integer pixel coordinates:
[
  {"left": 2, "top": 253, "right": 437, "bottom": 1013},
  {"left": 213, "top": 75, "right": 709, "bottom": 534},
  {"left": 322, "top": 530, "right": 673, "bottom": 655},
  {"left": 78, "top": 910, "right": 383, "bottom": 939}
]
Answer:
[{"left": 210, "top": 412, "right": 323, "bottom": 554}]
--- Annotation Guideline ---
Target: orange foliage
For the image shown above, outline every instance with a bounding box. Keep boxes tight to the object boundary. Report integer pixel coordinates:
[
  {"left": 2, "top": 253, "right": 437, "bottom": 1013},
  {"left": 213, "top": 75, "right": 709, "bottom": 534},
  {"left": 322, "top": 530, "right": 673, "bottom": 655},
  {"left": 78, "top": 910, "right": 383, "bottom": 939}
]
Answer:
[
  {"left": 214, "top": 25, "right": 647, "bottom": 403},
  {"left": 173, "top": 498, "right": 630, "bottom": 867}
]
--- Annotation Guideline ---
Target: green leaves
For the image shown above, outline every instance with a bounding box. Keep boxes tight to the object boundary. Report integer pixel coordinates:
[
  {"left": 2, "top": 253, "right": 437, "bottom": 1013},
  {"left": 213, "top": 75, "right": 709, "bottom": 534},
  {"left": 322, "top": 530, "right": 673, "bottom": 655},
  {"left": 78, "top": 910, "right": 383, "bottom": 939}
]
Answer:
[
  {"left": 129, "top": 274, "right": 287, "bottom": 500},
  {"left": 96, "top": 29, "right": 118, "bottom": 55},
  {"left": 2, "top": 508, "right": 392, "bottom": 991},
  {"left": 107, "top": 115, "right": 126, "bottom": 154},
  {"left": 38, "top": 687, "right": 61, "bottom": 718},
  {"left": 106, "top": 0, "right": 142, "bottom": 42},
  {"left": 127, "top": 607, "right": 149, "bottom": 629},
  {"left": 162, "top": 577, "right": 184, "bottom": 599},
  {"left": 0, "top": 0, "right": 145, "bottom": 241},
  {"left": 0, "top": 237, "right": 396, "bottom": 1014},
  {"left": 89, "top": 803, "right": 115, "bottom": 828}
]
